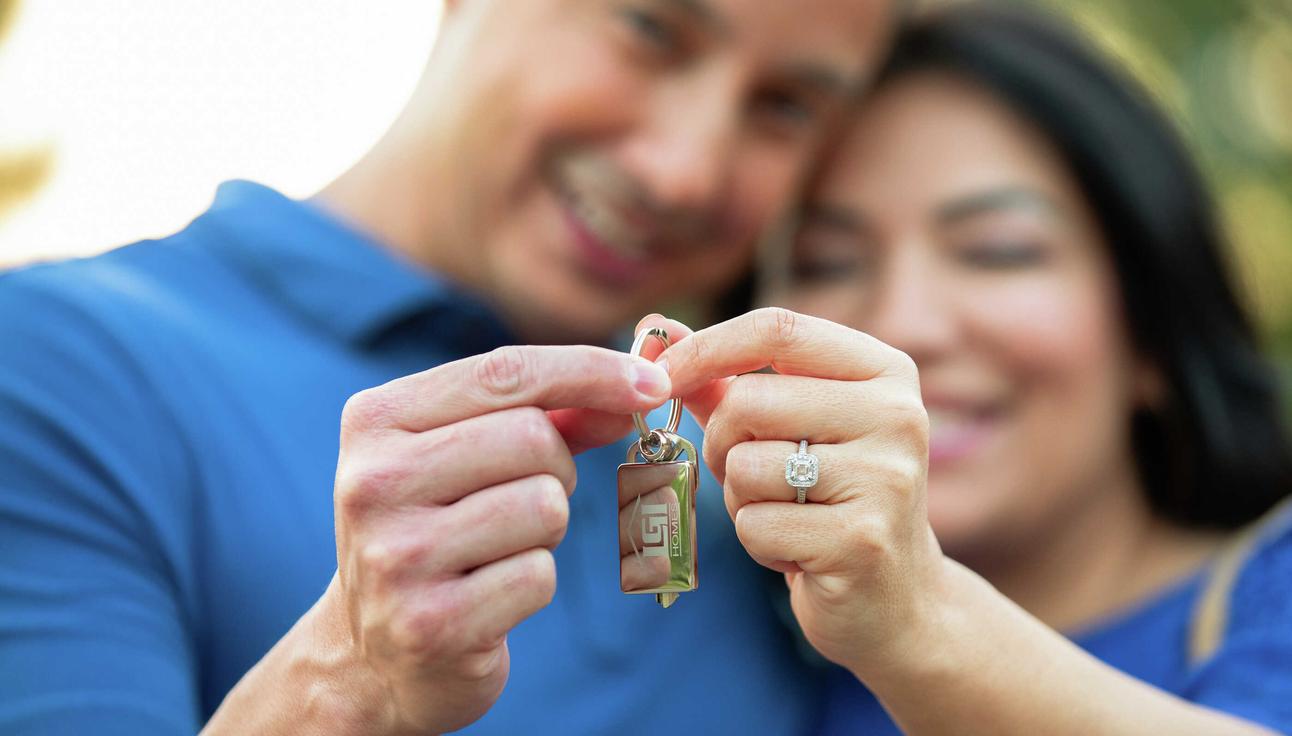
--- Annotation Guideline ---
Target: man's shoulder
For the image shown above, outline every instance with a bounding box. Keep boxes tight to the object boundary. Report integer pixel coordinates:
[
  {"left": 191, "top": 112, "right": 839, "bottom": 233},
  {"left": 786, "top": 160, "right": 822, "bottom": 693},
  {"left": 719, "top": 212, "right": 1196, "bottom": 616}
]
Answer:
[
  {"left": 0, "top": 227, "right": 248, "bottom": 414},
  {"left": 1, "top": 229, "right": 228, "bottom": 328}
]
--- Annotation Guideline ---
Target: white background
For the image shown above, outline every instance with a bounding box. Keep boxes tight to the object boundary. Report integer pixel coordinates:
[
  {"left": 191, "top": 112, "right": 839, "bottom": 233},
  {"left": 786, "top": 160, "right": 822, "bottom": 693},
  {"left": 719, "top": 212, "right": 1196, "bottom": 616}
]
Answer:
[{"left": 0, "top": 1, "right": 441, "bottom": 266}]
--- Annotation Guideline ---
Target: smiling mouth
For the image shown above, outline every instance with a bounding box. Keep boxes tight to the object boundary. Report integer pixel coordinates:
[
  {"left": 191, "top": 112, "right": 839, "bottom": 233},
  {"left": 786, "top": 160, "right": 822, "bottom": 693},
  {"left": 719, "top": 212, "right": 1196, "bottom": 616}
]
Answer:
[
  {"left": 552, "top": 175, "right": 659, "bottom": 287},
  {"left": 927, "top": 404, "right": 1005, "bottom": 467}
]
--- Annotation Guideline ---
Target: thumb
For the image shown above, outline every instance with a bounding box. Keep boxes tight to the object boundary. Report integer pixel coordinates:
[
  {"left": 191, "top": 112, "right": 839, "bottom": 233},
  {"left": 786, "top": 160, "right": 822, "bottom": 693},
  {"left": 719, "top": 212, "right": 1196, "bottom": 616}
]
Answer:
[{"left": 634, "top": 314, "right": 732, "bottom": 428}]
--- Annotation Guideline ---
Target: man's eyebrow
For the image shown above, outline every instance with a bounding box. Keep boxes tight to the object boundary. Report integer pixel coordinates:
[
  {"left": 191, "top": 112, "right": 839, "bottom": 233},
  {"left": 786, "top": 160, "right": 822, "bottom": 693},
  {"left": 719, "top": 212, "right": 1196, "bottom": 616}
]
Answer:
[
  {"left": 936, "top": 187, "right": 1062, "bottom": 225},
  {"left": 662, "top": 0, "right": 732, "bottom": 36},
  {"left": 659, "top": 1, "right": 852, "bottom": 95}
]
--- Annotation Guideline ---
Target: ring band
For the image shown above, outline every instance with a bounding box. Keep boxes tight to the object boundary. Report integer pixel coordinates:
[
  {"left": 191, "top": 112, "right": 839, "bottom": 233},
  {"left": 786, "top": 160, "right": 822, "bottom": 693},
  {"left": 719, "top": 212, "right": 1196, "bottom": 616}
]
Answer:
[{"left": 786, "top": 440, "right": 820, "bottom": 503}]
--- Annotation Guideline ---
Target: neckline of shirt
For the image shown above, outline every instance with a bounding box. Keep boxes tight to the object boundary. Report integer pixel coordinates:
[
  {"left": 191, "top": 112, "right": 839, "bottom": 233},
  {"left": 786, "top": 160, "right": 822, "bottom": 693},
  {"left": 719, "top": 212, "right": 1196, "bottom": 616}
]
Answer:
[{"left": 193, "top": 180, "right": 515, "bottom": 351}]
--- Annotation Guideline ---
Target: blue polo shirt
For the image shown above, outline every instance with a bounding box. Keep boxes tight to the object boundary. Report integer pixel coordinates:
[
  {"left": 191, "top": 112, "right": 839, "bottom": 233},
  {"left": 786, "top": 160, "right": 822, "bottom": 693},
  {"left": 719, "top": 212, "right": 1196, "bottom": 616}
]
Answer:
[
  {"left": 0, "top": 181, "right": 823, "bottom": 734},
  {"left": 817, "top": 509, "right": 1292, "bottom": 735}
]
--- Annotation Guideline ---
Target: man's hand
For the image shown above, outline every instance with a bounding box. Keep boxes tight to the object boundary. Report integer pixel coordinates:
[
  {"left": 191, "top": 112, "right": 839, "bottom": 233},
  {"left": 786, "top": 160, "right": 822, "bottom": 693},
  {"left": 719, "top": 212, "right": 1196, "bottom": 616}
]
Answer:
[{"left": 318, "top": 345, "right": 670, "bottom": 734}]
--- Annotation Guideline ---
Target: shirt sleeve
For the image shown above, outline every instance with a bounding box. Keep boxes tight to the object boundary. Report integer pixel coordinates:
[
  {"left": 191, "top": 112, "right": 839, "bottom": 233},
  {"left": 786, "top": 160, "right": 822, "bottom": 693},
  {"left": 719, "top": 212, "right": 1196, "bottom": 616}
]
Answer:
[
  {"left": 0, "top": 270, "right": 200, "bottom": 735},
  {"left": 1182, "top": 516, "right": 1292, "bottom": 733}
]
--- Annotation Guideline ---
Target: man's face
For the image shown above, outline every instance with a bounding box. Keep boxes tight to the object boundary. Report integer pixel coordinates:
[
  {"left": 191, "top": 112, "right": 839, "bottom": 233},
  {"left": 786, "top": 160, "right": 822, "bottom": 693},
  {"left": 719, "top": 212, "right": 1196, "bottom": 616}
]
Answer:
[{"left": 423, "top": 0, "right": 893, "bottom": 342}]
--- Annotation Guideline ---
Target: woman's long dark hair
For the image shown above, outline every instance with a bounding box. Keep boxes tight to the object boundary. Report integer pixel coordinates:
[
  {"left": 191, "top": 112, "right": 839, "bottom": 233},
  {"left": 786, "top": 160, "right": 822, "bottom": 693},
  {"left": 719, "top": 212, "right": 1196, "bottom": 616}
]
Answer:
[{"left": 863, "top": 2, "right": 1292, "bottom": 528}]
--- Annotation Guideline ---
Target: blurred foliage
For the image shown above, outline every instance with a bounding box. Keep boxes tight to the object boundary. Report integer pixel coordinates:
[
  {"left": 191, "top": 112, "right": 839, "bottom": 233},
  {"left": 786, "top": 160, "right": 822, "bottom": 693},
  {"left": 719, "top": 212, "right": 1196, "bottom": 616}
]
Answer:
[
  {"left": 1024, "top": 0, "right": 1292, "bottom": 361},
  {"left": 0, "top": 0, "right": 51, "bottom": 220}
]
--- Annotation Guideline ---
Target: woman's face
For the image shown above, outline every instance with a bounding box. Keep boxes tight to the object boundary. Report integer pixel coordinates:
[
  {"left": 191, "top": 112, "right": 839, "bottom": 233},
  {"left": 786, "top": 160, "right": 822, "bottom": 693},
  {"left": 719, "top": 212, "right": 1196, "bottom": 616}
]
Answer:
[{"left": 771, "top": 73, "right": 1151, "bottom": 560}]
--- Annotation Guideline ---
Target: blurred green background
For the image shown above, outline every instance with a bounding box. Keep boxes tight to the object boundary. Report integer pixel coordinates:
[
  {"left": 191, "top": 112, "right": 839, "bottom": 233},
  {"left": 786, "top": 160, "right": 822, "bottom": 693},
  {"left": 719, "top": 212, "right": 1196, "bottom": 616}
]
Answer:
[{"left": 1032, "top": 0, "right": 1292, "bottom": 365}]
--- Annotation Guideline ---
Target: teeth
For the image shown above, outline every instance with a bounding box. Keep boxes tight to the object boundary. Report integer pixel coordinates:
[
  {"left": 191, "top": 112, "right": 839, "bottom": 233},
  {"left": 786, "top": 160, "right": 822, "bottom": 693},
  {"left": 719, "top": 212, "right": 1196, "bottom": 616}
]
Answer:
[{"left": 568, "top": 189, "right": 650, "bottom": 259}]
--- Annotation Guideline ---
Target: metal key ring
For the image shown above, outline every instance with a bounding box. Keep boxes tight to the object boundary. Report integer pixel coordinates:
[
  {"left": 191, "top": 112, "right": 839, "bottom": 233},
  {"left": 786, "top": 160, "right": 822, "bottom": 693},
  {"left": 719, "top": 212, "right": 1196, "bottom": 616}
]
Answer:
[{"left": 629, "top": 327, "right": 682, "bottom": 443}]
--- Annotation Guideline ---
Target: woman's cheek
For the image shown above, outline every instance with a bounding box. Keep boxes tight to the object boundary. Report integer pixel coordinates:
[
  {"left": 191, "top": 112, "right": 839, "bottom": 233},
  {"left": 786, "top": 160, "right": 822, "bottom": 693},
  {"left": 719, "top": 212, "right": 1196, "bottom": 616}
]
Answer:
[
  {"left": 971, "top": 274, "right": 1114, "bottom": 378},
  {"left": 967, "top": 273, "right": 1133, "bottom": 505}
]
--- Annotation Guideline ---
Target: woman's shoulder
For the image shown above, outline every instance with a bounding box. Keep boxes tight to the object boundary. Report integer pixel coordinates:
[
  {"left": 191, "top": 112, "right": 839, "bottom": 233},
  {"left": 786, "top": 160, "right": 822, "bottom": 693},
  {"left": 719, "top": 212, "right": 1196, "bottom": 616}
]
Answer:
[
  {"left": 1181, "top": 497, "right": 1292, "bottom": 732},
  {"left": 1224, "top": 497, "right": 1292, "bottom": 636}
]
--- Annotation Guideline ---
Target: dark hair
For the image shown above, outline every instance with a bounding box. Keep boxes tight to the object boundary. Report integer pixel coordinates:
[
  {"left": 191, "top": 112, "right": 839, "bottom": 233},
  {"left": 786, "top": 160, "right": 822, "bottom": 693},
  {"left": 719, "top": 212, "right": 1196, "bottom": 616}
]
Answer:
[{"left": 872, "top": 2, "right": 1292, "bottom": 528}]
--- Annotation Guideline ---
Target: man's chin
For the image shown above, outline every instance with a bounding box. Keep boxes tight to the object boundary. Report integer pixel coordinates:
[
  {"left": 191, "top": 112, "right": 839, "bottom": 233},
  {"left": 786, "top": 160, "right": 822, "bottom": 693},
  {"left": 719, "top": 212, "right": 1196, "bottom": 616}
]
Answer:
[{"left": 497, "top": 286, "right": 640, "bottom": 346}]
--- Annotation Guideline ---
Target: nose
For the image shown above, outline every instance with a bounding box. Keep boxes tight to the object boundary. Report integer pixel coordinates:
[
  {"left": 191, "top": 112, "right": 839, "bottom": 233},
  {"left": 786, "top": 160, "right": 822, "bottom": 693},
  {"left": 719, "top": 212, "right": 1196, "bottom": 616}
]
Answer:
[
  {"left": 618, "top": 69, "right": 738, "bottom": 222},
  {"left": 864, "top": 242, "right": 959, "bottom": 366}
]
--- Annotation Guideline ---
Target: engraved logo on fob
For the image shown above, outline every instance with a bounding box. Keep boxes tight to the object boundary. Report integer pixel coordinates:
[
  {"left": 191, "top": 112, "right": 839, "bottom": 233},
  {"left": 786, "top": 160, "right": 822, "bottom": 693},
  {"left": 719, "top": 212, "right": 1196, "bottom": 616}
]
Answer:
[{"left": 633, "top": 500, "right": 679, "bottom": 558}]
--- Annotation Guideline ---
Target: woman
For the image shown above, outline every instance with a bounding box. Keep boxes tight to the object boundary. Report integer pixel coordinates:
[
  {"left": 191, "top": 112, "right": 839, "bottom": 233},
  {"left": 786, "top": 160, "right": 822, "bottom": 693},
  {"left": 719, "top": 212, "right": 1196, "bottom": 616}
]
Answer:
[{"left": 641, "top": 2, "right": 1292, "bottom": 733}]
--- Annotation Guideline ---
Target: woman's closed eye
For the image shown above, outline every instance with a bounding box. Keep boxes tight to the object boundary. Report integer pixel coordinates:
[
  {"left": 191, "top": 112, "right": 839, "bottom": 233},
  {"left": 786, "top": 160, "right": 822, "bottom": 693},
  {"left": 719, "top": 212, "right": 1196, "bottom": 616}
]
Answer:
[
  {"left": 790, "top": 240, "right": 870, "bottom": 283},
  {"left": 956, "top": 240, "right": 1050, "bottom": 270}
]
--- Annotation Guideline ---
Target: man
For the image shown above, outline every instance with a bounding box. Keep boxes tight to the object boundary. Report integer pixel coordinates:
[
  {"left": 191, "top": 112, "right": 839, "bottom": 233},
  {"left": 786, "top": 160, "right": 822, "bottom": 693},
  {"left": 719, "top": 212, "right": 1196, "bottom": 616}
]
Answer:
[{"left": 0, "top": 0, "right": 895, "bottom": 733}]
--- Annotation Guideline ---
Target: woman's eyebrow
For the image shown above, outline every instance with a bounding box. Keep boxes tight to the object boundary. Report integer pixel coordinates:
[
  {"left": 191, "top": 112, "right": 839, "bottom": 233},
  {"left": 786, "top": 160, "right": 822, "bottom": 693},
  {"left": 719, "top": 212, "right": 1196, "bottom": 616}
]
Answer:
[
  {"left": 800, "top": 201, "right": 871, "bottom": 235},
  {"left": 935, "top": 187, "right": 1062, "bottom": 225}
]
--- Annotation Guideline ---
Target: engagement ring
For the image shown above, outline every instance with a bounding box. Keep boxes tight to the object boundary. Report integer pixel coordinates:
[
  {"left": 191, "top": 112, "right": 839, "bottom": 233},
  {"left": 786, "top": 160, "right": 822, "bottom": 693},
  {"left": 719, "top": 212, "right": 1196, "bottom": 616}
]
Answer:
[{"left": 786, "top": 440, "right": 819, "bottom": 503}]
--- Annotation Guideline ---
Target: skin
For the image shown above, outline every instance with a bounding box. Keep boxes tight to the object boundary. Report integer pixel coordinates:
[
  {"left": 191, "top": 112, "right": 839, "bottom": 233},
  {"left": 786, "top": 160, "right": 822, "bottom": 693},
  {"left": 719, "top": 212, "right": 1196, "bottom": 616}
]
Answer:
[
  {"left": 771, "top": 71, "right": 1225, "bottom": 631},
  {"left": 638, "top": 72, "right": 1269, "bottom": 734},
  {"left": 202, "top": 1, "right": 896, "bottom": 733},
  {"left": 319, "top": 0, "right": 892, "bottom": 345}
]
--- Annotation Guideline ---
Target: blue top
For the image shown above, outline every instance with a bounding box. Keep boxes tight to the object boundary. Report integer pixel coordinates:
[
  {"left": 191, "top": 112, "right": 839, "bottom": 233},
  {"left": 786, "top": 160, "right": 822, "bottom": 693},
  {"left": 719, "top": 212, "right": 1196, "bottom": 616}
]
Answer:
[
  {"left": 0, "top": 181, "right": 822, "bottom": 734},
  {"left": 817, "top": 511, "right": 1292, "bottom": 735}
]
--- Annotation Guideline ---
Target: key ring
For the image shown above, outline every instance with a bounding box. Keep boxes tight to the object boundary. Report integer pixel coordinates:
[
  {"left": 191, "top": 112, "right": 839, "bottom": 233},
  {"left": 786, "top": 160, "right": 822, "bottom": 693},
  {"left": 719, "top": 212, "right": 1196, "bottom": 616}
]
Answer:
[{"left": 629, "top": 327, "right": 682, "bottom": 461}]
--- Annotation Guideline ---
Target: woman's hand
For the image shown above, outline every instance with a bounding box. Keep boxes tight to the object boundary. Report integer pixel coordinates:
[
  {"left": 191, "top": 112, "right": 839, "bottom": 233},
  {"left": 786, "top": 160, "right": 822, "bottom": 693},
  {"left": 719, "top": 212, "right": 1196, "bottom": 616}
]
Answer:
[{"left": 643, "top": 309, "right": 945, "bottom": 676}]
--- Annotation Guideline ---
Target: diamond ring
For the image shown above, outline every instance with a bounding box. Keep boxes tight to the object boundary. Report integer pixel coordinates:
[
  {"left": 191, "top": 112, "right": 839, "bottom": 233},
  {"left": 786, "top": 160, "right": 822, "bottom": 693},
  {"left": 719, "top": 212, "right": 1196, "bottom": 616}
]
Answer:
[{"left": 785, "top": 440, "right": 819, "bottom": 503}]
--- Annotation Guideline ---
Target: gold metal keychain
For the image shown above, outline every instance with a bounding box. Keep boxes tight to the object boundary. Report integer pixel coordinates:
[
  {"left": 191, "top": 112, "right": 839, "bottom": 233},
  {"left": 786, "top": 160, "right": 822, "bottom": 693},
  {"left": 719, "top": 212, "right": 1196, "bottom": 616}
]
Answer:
[{"left": 617, "top": 328, "right": 699, "bottom": 608}]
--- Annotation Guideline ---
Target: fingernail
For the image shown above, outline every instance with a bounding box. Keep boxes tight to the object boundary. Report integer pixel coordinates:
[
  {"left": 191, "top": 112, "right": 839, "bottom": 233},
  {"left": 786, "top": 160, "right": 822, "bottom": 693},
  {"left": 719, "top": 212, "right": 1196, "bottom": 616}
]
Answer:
[
  {"left": 630, "top": 359, "right": 671, "bottom": 399},
  {"left": 654, "top": 356, "right": 669, "bottom": 376}
]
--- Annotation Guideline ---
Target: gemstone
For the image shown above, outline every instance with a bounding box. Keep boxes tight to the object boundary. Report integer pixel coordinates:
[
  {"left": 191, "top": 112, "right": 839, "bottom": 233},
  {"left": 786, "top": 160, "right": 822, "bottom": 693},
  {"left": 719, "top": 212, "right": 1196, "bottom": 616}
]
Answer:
[{"left": 785, "top": 452, "right": 819, "bottom": 488}]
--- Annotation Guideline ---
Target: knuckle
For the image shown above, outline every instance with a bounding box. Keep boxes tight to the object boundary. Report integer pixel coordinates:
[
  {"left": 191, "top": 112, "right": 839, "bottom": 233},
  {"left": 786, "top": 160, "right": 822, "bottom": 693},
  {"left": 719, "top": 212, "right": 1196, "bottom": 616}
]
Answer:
[
  {"left": 887, "top": 348, "right": 920, "bottom": 383},
  {"left": 753, "top": 307, "right": 800, "bottom": 350},
  {"left": 869, "top": 453, "right": 926, "bottom": 500},
  {"left": 701, "top": 416, "right": 733, "bottom": 478},
  {"left": 389, "top": 602, "right": 454, "bottom": 662},
  {"left": 510, "top": 549, "right": 557, "bottom": 606},
  {"left": 337, "top": 462, "right": 406, "bottom": 518},
  {"left": 732, "top": 506, "right": 760, "bottom": 546},
  {"left": 893, "top": 396, "right": 930, "bottom": 445},
  {"left": 476, "top": 346, "right": 532, "bottom": 398},
  {"left": 340, "top": 387, "right": 395, "bottom": 435},
  {"left": 358, "top": 541, "right": 397, "bottom": 577},
  {"left": 531, "top": 551, "right": 558, "bottom": 604},
  {"left": 841, "top": 512, "right": 891, "bottom": 560},
  {"left": 724, "top": 443, "right": 760, "bottom": 488},
  {"left": 512, "top": 407, "right": 562, "bottom": 459},
  {"left": 358, "top": 537, "right": 428, "bottom": 582},
  {"left": 896, "top": 453, "right": 928, "bottom": 491},
  {"left": 530, "top": 475, "right": 570, "bottom": 537},
  {"left": 702, "top": 438, "right": 725, "bottom": 480}
]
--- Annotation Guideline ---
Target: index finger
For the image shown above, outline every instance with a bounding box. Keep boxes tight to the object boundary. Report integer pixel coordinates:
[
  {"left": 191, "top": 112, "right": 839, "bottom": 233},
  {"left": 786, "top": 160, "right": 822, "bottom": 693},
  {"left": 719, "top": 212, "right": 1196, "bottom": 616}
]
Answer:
[
  {"left": 347, "top": 345, "right": 672, "bottom": 433},
  {"left": 658, "top": 308, "right": 914, "bottom": 399}
]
